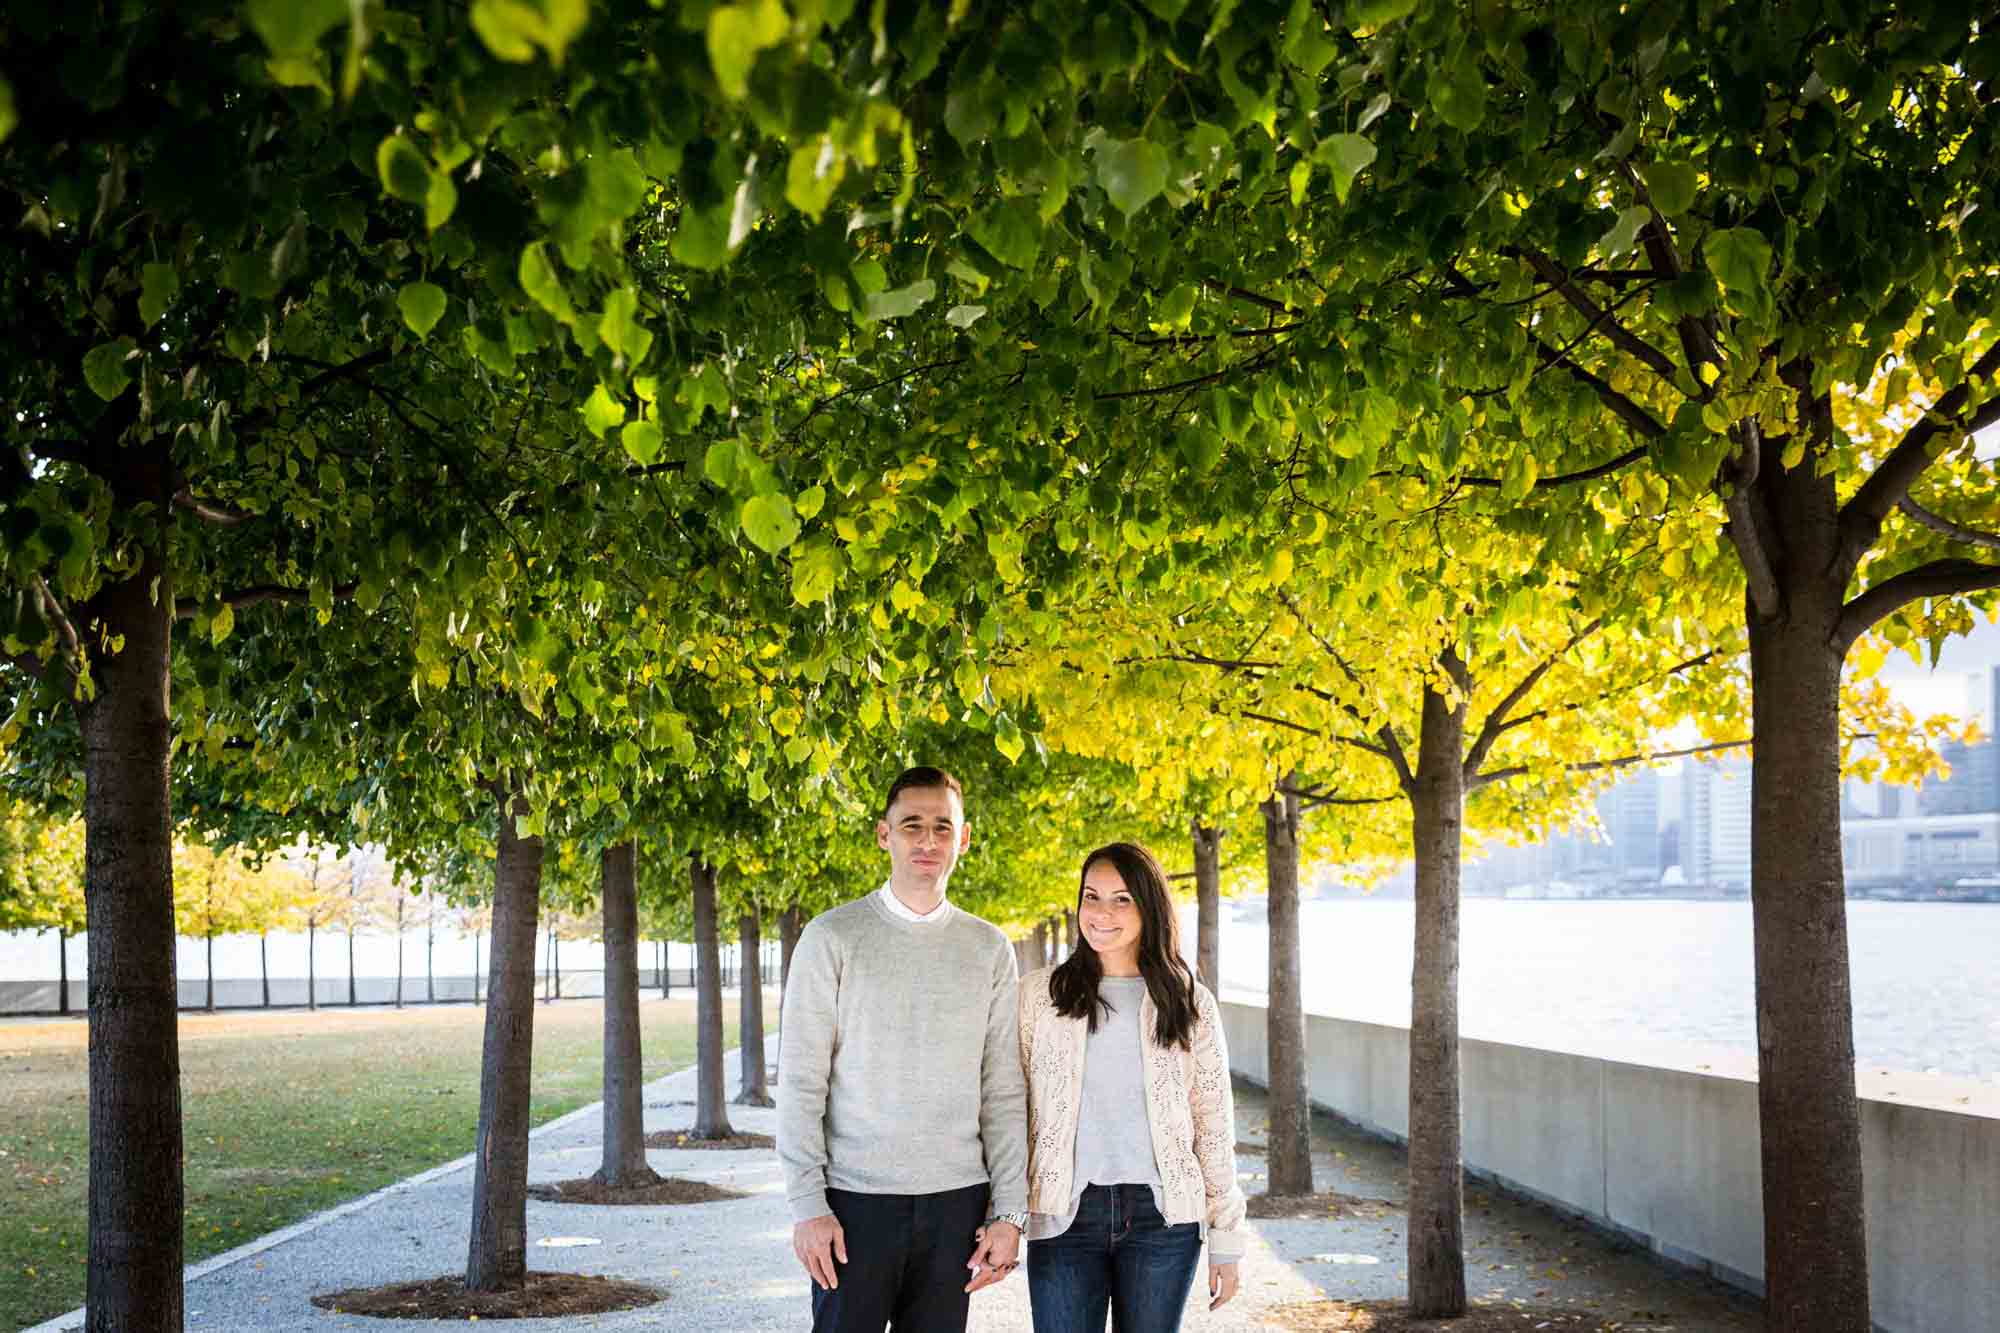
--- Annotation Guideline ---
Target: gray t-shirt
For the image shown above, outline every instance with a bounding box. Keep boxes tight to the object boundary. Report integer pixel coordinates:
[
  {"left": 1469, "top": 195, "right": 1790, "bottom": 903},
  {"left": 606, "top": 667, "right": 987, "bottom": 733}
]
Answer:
[{"left": 1029, "top": 976, "right": 1164, "bottom": 1240}]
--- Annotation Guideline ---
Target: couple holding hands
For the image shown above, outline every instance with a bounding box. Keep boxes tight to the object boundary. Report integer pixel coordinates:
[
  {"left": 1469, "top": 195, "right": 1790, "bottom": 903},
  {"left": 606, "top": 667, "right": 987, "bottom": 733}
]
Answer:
[{"left": 778, "top": 766, "right": 1246, "bottom": 1333}]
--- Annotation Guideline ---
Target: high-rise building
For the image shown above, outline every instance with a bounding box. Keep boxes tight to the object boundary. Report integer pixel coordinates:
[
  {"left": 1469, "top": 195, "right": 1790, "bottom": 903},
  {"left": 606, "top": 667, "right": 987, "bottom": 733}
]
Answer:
[
  {"left": 1681, "top": 753, "right": 1752, "bottom": 889},
  {"left": 1597, "top": 767, "right": 1662, "bottom": 880}
]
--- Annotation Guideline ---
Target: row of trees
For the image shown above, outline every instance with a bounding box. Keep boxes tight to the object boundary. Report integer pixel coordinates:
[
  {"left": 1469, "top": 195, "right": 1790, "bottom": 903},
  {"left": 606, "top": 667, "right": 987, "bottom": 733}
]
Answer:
[{"left": 3, "top": 2, "right": 1996, "bottom": 1331}]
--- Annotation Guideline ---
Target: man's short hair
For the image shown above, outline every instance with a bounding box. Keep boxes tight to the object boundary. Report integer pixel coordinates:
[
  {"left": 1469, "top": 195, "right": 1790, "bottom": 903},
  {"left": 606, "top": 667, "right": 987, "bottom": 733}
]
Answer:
[{"left": 881, "top": 765, "right": 964, "bottom": 820}]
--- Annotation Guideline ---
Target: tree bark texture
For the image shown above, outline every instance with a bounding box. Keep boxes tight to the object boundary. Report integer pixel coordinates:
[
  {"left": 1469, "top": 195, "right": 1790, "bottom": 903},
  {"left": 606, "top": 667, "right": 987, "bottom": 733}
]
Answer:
[
  {"left": 465, "top": 792, "right": 544, "bottom": 1291},
  {"left": 1192, "top": 820, "right": 1223, "bottom": 994},
  {"left": 79, "top": 533, "right": 183, "bottom": 1332},
  {"left": 347, "top": 920, "right": 357, "bottom": 1007},
  {"left": 1033, "top": 919, "right": 1050, "bottom": 970},
  {"left": 690, "top": 856, "right": 734, "bottom": 1139},
  {"left": 426, "top": 907, "right": 436, "bottom": 1005},
  {"left": 260, "top": 933, "right": 270, "bottom": 1008},
  {"left": 1407, "top": 670, "right": 1469, "bottom": 1319},
  {"left": 59, "top": 928, "right": 70, "bottom": 1016},
  {"left": 1261, "top": 778, "right": 1312, "bottom": 1196},
  {"left": 658, "top": 939, "right": 669, "bottom": 999},
  {"left": 595, "top": 842, "right": 657, "bottom": 1188},
  {"left": 776, "top": 905, "right": 802, "bottom": 1079},
  {"left": 394, "top": 894, "right": 405, "bottom": 1008},
  {"left": 204, "top": 933, "right": 215, "bottom": 1012},
  {"left": 735, "top": 908, "right": 774, "bottom": 1105},
  {"left": 1749, "top": 530, "right": 1870, "bottom": 1331}
]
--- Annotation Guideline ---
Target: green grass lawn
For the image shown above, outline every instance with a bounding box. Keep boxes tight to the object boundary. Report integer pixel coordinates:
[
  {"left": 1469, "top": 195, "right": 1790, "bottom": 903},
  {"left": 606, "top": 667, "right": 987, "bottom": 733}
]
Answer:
[{"left": 0, "top": 993, "right": 760, "bottom": 1329}]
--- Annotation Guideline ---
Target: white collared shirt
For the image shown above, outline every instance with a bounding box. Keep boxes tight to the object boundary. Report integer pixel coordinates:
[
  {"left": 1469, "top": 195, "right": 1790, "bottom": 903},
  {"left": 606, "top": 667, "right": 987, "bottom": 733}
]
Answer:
[{"left": 877, "top": 880, "right": 950, "bottom": 924}]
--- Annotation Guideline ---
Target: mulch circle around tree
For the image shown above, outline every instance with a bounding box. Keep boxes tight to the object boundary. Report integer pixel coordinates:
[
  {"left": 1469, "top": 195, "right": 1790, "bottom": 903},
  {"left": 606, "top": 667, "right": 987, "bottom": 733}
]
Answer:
[
  {"left": 525, "top": 1175, "right": 747, "bottom": 1205},
  {"left": 1246, "top": 1191, "right": 1395, "bottom": 1220},
  {"left": 1265, "top": 1299, "right": 1660, "bottom": 1331},
  {"left": 310, "top": 1272, "right": 662, "bottom": 1319},
  {"left": 643, "top": 1128, "right": 775, "bottom": 1150}
]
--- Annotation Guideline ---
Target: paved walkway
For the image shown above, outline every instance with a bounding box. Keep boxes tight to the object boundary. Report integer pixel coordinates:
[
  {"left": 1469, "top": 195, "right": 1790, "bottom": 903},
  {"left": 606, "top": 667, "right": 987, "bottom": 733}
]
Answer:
[{"left": 29, "top": 1059, "right": 1761, "bottom": 1331}]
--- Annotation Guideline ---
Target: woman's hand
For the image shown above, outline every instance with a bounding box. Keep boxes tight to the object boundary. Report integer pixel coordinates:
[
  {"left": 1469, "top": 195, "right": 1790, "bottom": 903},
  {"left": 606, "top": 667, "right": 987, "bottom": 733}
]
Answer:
[{"left": 1208, "top": 1258, "right": 1239, "bottom": 1310}]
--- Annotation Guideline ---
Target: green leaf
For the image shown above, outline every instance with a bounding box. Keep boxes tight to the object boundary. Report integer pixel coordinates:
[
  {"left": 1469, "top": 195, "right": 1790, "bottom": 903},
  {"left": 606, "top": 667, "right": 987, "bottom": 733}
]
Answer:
[
  {"left": 246, "top": 0, "right": 347, "bottom": 56},
  {"left": 621, "top": 420, "right": 663, "bottom": 466},
  {"left": 1428, "top": 51, "right": 1488, "bottom": 131},
  {"left": 1597, "top": 206, "right": 1651, "bottom": 260},
  {"left": 1176, "top": 425, "right": 1224, "bottom": 474},
  {"left": 946, "top": 304, "right": 987, "bottom": 328},
  {"left": 785, "top": 135, "right": 846, "bottom": 218},
  {"left": 671, "top": 205, "right": 732, "bottom": 270},
  {"left": 425, "top": 171, "right": 458, "bottom": 231},
  {"left": 1315, "top": 133, "right": 1378, "bottom": 204},
  {"left": 1642, "top": 161, "right": 1698, "bottom": 217},
  {"left": 470, "top": 0, "right": 590, "bottom": 66},
  {"left": 398, "top": 281, "right": 448, "bottom": 339},
  {"left": 376, "top": 137, "right": 433, "bottom": 204},
  {"left": 1096, "top": 138, "right": 1169, "bottom": 217},
  {"left": 582, "top": 383, "right": 626, "bottom": 439},
  {"left": 795, "top": 485, "right": 827, "bottom": 520},
  {"left": 707, "top": 0, "right": 789, "bottom": 100},
  {"left": 994, "top": 714, "right": 1026, "bottom": 763},
  {"left": 969, "top": 199, "right": 1042, "bottom": 270},
  {"left": 82, "top": 340, "right": 136, "bottom": 402},
  {"left": 1706, "top": 227, "right": 1773, "bottom": 297},
  {"left": 598, "top": 288, "right": 654, "bottom": 363},
  {"left": 741, "top": 493, "right": 802, "bottom": 554},
  {"left": 1350, "top": 0, "right": 1419, "bottom": 23},
  {"left": 139, "top": 263, "right": 180, "bottom": 327},
  {"left": 0, "top": 75, "right": 15, "bottom": 145},
  {"left": 210, "top": 602, "right": 235, "bottom": 646},
  {"left": 517, "top": 243, "right": 574, "bottom": 323},
  {"left": 790, "top": 537, "right": 845, "bottom": 605},
  {"left": 861, "top": 278, "right": 937, "bottom": 322}
]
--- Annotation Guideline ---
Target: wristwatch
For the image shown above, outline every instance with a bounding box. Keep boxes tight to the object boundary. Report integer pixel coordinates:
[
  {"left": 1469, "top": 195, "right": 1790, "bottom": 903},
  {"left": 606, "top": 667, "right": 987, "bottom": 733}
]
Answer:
[{"left": 985, "top": 1210, "right": 1029, "bottom": 1232}]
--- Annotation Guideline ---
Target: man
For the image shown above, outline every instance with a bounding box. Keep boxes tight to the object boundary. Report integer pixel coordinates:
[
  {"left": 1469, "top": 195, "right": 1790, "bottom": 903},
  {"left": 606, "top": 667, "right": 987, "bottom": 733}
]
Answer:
[{"left": 778, "top": 765, "right": 1030, "bottom": 1332}]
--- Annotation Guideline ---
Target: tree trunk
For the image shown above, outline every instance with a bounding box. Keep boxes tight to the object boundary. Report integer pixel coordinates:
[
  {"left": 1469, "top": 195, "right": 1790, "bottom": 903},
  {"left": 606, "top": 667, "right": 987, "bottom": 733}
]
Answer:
[
  {"left": 308, "top": 919, "right": 317, "bottom": 1011},
  {"left": 595, "top": 841, "right": 658, "bottom": 1188},
  {"left": 1192, "top": 820, "right": 1223, "bottom": 994},
  {"left": 260, "top": 932, "right": 270, "bottom": 1009},
  {"left": 1749, "top": 583, "right": 1869, "bottom": 1330},
  {"left": 347, "top": 921, "right": 357, "bottom": 1007},
  {"left": 205, "top": 932, "right": 215, "bottom": 1012},
  {"left": 465, "top": 790, "right": 545, "bottom": 1292},
  {"left": 1407, "top": 663, "right": 1469, "bottom": 1318},
  {"left": 690, "top": 855, "right": 734, "bottom": 1139},
  {"left": 426, "top": 903, "right": 435, "bottom": 1005},
  {"left": 658, "top": 939, "right": 668, "bottom": 1000},
  {"left": 78, "top": 528, "right": 183, "bottom": 1332},
  {"left": 735, "top": 907, "right": 774, "bottom": 1106},
  {"left": 775, "top": 905, "right": 802, "bottom": 1079},
  {"left": 1033, "top": 919, "right": 1049, "bottom": 969},
  {"left": 58, "top": 927, "right": 70, "bottom": 1016},
  {"left": 552, "top": 928, "right": 560, "bottom": 1000},
  {"left": 394, "top": 893, "right": 405, "bottom": 1010},
  {"left": 1261, "top": 776, "right": 1312, "bottom": 1197}
]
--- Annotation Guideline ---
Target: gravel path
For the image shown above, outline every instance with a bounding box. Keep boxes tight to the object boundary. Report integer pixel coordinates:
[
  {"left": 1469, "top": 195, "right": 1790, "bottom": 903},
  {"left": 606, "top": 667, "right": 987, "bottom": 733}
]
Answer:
[{"left": 26, "top": 1056, "right": 1760, "bottom": 1331}]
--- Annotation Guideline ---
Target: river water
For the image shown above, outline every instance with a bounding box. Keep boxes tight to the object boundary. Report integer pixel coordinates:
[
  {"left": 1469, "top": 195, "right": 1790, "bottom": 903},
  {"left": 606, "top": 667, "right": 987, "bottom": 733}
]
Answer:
[{"left": 1197, "top": 897, "right": 2000, "bottom": 1083}]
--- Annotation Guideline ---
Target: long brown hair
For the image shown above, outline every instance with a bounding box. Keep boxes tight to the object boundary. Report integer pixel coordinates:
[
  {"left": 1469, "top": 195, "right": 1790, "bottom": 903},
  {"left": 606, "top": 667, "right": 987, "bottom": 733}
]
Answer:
[{"left": 1049, "top": 842, "right": 1200, "bottom": 1050}]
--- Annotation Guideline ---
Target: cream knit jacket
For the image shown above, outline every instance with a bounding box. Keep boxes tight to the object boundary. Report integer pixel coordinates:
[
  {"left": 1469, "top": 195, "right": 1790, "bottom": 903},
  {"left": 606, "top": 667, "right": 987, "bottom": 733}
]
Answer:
[{"left": 1017, "top": 965, "right": 1247, "bottom": 1260}]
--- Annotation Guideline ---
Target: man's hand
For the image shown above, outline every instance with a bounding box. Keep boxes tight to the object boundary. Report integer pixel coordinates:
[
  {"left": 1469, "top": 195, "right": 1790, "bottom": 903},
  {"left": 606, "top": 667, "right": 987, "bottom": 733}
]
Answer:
[
  {"left": 1208, "top": 1259, "right": 1240, "bottom": 1310},
  {"left": 793, "top": 1214, "right": 847, "bottom": 1291},
  {"left": 963, "top": 1220, "right": 1021, "bottom": 1293}
]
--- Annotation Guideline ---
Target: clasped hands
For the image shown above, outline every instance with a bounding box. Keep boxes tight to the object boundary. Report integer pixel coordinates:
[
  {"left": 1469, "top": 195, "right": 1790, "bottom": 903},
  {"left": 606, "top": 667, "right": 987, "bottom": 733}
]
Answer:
[{"left": 791, "top": 1214, "right": 1021, "bottom": 1294}]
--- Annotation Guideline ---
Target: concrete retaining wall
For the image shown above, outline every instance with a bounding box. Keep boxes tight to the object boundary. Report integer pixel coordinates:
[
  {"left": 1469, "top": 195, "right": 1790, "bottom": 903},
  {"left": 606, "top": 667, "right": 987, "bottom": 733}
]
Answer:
[
  {"left": 0, "top": 970, "right": 698, "bottom": 1016},
  {"left": 1218, "top": 998, "right": 2000, "bottom": 1333}
]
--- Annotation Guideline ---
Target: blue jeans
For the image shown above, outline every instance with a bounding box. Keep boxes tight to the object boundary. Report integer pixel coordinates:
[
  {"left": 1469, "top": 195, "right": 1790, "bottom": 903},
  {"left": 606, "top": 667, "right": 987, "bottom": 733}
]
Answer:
[{"left": 1027, "top": 1183, "right": 1203, "bottom": 1333}]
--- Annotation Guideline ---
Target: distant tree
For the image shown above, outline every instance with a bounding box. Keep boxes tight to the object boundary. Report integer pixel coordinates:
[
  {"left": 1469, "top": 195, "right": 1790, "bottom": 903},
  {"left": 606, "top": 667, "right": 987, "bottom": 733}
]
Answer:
[{"left": 0, "top": 801, "right": 86, "bottom": 1012}]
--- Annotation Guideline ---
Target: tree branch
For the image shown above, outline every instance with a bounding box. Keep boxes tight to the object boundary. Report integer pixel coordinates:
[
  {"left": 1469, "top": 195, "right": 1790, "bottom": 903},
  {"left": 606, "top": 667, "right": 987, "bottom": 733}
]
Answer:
[
  {"left": 1445, "top": 445, "right": 1651, "bottom": 492},
  {"left": 1531, "top": 336, "right": 1669, "bottom": 440},
  {"left": 173, "top": 489, "right": 255, "bottom": 527},
  {"left": 1468, "top": 738, "right": 1751, "bottom": 790},
  {"left": 1239, "top": 709, "right": 1390, "bottom": 758},
  {"left": 1512, "top": 248, "right": 1680, "bottom": 384},
  {"left": 1201, "top": 280, "right": 1295, "bottom": 316},
  {"left": 1840, "top": 338, "right": 2000, "bottom": 574},
  {"left": 1833, "top": 558, "right": 2000, "bottom": 658},
  {"left": 1278, "top": 781, "right": 1400, "bottom": 810},
  {"left": 1096, "top": 348, "right": 1278, "bottom": 402},
  {"left": 175, "top": 581, "right": 361, "bottom": 620},
  {"left": 1462, "top": 620, "right": 1602, "bottom": 778},
  {"left": 30, "top": 575, "right": 83, "bottom": 675},
  {"left": 1897, "top": 495, "right": 2000, "bottom": 552},
  {"left": 1492, "top": 649, "right": 1723, "bottom": 737}
]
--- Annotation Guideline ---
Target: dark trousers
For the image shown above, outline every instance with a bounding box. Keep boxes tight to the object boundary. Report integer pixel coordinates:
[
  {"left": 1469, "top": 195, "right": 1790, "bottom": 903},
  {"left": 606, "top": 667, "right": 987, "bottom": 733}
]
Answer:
[
  {"left": 811, "top": 1181, "right": 990, "bottom": 1333},
  {"left": 1027, "top": 1183, "right": 1203, "bottom": 1333}
]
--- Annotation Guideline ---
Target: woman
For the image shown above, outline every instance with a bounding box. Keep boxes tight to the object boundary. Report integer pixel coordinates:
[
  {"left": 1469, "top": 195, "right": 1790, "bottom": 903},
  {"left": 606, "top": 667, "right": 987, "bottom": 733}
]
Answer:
[{"left": 1017, "top": 842, "right": 1246, "bottom": 1331}]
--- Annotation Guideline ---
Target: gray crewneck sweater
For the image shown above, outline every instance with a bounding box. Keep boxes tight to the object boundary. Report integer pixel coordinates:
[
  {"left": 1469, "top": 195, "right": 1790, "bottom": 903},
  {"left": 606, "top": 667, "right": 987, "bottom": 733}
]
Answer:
[{"left": 777, "top": 892, "right": 1029, "bottom": 1223}]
